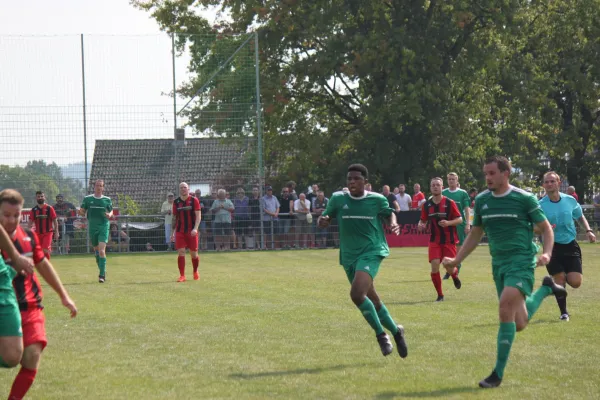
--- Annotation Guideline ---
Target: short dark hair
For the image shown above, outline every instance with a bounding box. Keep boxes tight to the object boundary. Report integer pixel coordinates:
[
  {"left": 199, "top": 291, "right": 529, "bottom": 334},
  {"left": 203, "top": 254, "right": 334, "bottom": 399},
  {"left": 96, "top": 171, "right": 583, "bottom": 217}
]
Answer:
[
  {"left": 0, "top": 189, "right": 24, "bottom": 206},
  {"left": 35, "top": 191, "right": 44, "bottom": 196},
  {"left": 485, "top": 156, "right": 511, "bottom": 173},
  {"left": 469, "top": 188, "right": 478, "bottom": 194},
  {"left": 286, "top": 181, "right": 296, "bottom": 188},
  {"left": 348, "top": 164, "right": 368, "bottom": 179}
]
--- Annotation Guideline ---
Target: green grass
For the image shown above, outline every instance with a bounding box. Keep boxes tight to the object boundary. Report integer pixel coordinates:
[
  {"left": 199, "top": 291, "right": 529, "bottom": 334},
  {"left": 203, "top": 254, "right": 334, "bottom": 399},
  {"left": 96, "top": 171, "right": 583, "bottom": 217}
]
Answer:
[{"left": 2, "top": 245, "right": 599, "bottom": 399}]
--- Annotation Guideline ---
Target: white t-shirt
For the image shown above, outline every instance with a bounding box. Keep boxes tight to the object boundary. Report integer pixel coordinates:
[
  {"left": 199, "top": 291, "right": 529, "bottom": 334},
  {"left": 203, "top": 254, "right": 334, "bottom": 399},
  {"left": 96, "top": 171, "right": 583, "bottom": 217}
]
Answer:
[
  {"left": 294, "top": 199, "right": 311, "bottom": 220},
  {"left": 395, "top": 193, "right": 412, "bottom": 211}
]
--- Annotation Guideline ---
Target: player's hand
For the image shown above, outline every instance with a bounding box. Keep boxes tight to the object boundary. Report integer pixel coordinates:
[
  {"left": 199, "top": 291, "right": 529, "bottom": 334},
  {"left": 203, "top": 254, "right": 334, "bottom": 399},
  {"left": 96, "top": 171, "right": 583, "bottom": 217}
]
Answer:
[
  {"left": 536, "top": 253, "right": 551, "bottom": 266},
  {"left": 389, "top": 222, "right": 400, "bottom": 235},
  {"left": 61, "top": 296, "right": 78, "bottom": 318},
  {"left": 586, "top": 231, "right": 596, "bottom": 243},
  {"left": 318, "top": 215, "right": 331, "bottom": 228},
  {"left": 13, "top": 255, "right": 35, "bottom": 275},
  {"left": 438, "top": 220, "right": 449, "bottom": 227},
  {"left": 464, "top": 225, "right": 471, "bottom": 234},
  {"left": 191, "top": 229, "right": 198, "bottom": 237},
  {"left": 442, "top": 257, "right": 459, "bottom": 268},
  {"left": 105, "top": 212, "right": 111, "bottom": 218},
  {"left": 417, "top": 221, "right": 427, "bottom": 233}
]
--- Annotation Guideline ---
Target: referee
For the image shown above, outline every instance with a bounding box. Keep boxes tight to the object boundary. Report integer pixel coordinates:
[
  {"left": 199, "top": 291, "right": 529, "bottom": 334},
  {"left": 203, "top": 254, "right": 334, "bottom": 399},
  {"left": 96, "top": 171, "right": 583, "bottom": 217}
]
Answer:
[{"left": 539, "top": 172, "right": 596, "bottom": 321}]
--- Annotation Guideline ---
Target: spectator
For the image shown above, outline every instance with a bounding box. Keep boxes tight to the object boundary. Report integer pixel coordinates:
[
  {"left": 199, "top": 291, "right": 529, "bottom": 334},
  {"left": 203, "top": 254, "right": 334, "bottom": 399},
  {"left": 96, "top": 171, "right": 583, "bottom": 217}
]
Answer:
[
  {"left": 594, "top": 193, "right": 600, "bottom": 233},
  {"left": 365, "top": 183, "right": 372, "bottom": 191},
  {"left": 53, "top": 194, "right": 76, "bottom": 254},
  {"left": 204, "top": 191, "right": 218, "bottom": 250},
  {"left": 567, "top": 186, "right": 579, "bottom": 202},
  {"left": 233, "top": 188, "right": 250, "bottom": 249},
  {"left": 306, "top": 184, "right": 319, "bottom": 247},
  {"left": 108, "top": 223, "right": 129, "bottom": 253},
  {"left": 287, "top": 180, "right": 298, "bottom": 197},
  {"left": 469, "top": 188, "right": 478, "bottom": 208},
  {"left": 395, "top": 184, "right": 412, "bottom": 211},
  {"left": 393, "top": 186, "right": 400, "bottom": 195},
  {"left": 313, "top": 191, "right": 329, "bottom": 248},
  {"left": 210, "top": 189, "right": 235, "bottom": 251},
  {"left": 279, "top": 186, "right": 295, "bottom": 248},
  {"left": 194, "top": 189, "right": 208, "bottom": 250},
  {"left": 306, "top": 184, "right": 319, "bottom": 209},
  {"left": 411, "top": 183, "right": 426, "bottom": 210},
  {"left": 160, "top": 192, "right": 175, "bottom": 250},
  {"left": 293, "top": 193, "right": 311, "bottom": 249},
  {"left": 261, "top": 186, "right": 280, "bottom": 249},
  {"left": 382, "top": 185, "right": 400, "bottom": 212},
  {"left": 247, "top": 187, "right": 261, "bottom": 249}
]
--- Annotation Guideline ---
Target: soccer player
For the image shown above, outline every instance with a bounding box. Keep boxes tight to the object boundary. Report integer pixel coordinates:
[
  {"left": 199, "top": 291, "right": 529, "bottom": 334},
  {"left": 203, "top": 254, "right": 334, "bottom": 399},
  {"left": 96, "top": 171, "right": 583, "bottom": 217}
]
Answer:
[
  {"left": 442, "top": 156, "right": 567, "bottom": 388},
  {"left": 79, "top": 179, "right": 113, "bottom": 283},
  {"left": 318, "top": 164, "right": 408, "bottom": 358},
  {"left": 418, "top": 177, "right": 463, "bottom": 301},
  {"left": 539, "top": 171, "right": 596, "bottom": 321},
  {"left": 0, "top": 189, "right": 77, "bottom": 399},
  {"left": 442, "top": 173, "right": 471, "bottom": 279},
  {"left": 29, "top": 191, "right": 58, "bottom": 260},
  {"left": 170, "top": 182, "right": 201, "bottom": 282}
]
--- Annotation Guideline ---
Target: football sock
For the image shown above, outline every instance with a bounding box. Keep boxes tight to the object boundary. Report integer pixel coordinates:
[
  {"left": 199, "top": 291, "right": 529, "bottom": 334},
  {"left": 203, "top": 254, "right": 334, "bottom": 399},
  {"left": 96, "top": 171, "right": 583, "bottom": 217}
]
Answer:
[
  {"left": 457, "top": 263, "right": 462, "bottom": 273},
  {"left": 431, "top": 272, "right": 443, "bottom": 297},
  {"left": 376, "top": 303, "right": 399, "bottom": 335},
  {"left": 358, "top": 298, "right": 385, "bottom": 336},
  {"left": 526, "top": 285, "right": 552, "bottom": 320},
  {"left": 178, "top": 256, "right": 185, "bottom": 276},
  {"left": 98, "top": 257, "right": 106, "bottom": 277},
  {"left": 494, "top": 322, "right": 516, "bottom": 379},
  {"left": 451, "top": 267, "right": 459, "bottom": 280},
  {"left": 8, "top": 367, "right": 37, "bottom": 400},
  {"left": 556, "top": 293, "right": 568, "bottom": 315},
  {"left": 192, "top": 257, "right": 199, "bottom": 273},
  {"left": 94, "top": 251, "right": 99, "bottom": 266},
  {"left": 0, "top": 357, "right": 12, "bottom": 368}
]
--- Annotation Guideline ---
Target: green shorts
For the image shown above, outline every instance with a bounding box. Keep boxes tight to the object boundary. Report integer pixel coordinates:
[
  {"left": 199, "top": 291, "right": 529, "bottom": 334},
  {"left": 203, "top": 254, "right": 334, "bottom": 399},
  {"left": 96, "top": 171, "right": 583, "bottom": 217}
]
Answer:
[
  {"left": 89, "top": 224, "right": 110, "bottom": 247},
  {"left": 342, "top": 256, "right": 384, "bottom": 284},
  {"left": 492, "top": 257, "right": 536, "bottom": 298},
  {"left": 457, "top": 224, "right": 466, "bottom": 246},
  {"left": 0, "top": 272, "right": 22, "bottom": 338}
]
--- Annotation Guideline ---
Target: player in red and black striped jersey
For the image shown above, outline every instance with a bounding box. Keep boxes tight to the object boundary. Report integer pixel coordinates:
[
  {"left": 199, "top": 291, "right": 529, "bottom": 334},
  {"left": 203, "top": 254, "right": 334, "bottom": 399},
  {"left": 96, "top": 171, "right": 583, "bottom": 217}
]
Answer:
[
  {"left": 28, "top": 191, "right": 58, "bottom": 260},
  {"left": 418, "top": 178, "right": 463, "bottom": 301},
  {"left": 170, "top": 182, "right": 201, "bottom": 282},
  {"left": 0, "top": 189, "right": 77, "bottom": 400}
]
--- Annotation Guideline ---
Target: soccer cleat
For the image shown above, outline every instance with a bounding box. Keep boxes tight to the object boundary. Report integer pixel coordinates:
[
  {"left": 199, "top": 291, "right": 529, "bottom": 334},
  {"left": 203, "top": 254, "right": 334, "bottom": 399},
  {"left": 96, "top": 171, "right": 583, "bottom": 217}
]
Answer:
[
  {"left": 442, "top": 273, "right": 450, "bottom": 280},
  {"left": 193, "top": 272, "right": 200, "bottom": 281},
  {"left": 436, "top": 295, "right": 444, "bottom": 302},
  {"left": 376, "top": 332, "right": 394, "bottom": 356},
  {"left": 98, "top": 275, "right": 105, "bottom": 283},
  {"left": 393, "top": 325, "right": 408, "bottom": 358},
  {"left": 479, "top": 369, "right": 502, "bottom": 388},
  {"left": 559, "top": 313, "right": 570, "bottom": 321},
  {"left": 542, "top": 276, "right": 568, "bottom": 298},
  {"left": 452, "top": 276, "right": 462, "bottom": 289},
  {"left": 177, "top": 276, "right": 186, "bottom": 283}
]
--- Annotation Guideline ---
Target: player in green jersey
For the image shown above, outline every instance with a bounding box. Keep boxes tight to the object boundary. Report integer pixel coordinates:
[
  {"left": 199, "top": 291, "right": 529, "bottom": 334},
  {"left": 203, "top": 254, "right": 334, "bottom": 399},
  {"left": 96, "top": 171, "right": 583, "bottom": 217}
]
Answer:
[
  {"left": 318, "top": 164, "right": 407, "bottom": 358},
  {"left": 0, "top": 222, "right": 35, "bottom": 368},
  {"left": 442, "top": 172, "right": 471, "bottom": 279},
  {"left": 79, "top": 179, "right": 113, "bottom": 283},
  {"left": 443, "top": 156, "right": 567, "bottom": 388}
]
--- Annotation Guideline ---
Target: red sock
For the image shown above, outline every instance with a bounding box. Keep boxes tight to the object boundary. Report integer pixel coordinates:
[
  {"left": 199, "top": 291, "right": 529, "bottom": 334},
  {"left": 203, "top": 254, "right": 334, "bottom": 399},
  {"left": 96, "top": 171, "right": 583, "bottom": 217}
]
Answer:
[
  {"left": 8, "top": 367, "right": 37, "bottom": 400},
  {"left": 192, "top": 257, "right": 199, "bottom": 273},
  {"left": 451, "top": 267, "right": 459, "bottom": 279},
  {"left": 431, "top": 272, "right": 443, "bottom": 296},
  {"left": 177, "top": 256, "right": 185, "bottom": 276}
]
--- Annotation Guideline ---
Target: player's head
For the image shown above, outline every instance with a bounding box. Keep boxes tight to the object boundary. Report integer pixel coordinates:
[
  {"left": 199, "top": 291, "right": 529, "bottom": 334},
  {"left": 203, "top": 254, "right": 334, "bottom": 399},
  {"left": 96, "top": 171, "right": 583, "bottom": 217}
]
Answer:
[
  {"left": 447, "top": 172, "right": 459, "bottom": 189},
  {"left": 179, "top": 182, "right": 189, "bottom": 197},
  {"left": 35, "top": 190, "right": 46, "bottom": 205},
  {"left": 347, "top": 164, "right": 368, "bottom": 196},
  {"left": 94, "top": 179, "right": 105, "bottom": 195},
  {"left": 542, "top": 171, "right": 561, "bottom": 195},
  {"left": 483, "top": 156, "right": 511, "bottom": 192},
  {"left": 398, "top": 184, "right": 406, "bottom": 194},
  {"left": 382, "top": 185, "right": 391, "bottom": 195},
  {"left": 430, "top": 177, "right": 443, "bottom": 196},
  {"left": 0, "top": 189, "right": 24, "bottom": 234}
]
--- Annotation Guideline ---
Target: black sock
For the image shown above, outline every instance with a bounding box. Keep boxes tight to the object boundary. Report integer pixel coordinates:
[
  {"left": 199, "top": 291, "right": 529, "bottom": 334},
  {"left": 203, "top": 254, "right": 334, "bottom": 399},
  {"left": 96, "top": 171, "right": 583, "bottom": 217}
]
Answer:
[{"left": 555, "top": 293, "right": 568, "bottom": 315}]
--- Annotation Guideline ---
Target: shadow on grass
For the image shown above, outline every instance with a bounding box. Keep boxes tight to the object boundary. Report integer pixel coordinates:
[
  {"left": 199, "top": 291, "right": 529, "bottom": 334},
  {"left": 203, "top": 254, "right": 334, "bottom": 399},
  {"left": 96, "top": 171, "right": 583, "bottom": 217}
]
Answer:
[
  {"left": 388, "top": 280, "right": 431, "bottom": 284},
  {"left": 229, "top": 363, "right": 376, "bottom": 379},
  {"left": 470, "top": 318, "right": 560, "bottom": 329},
  {"left": 375, "top": 386, "right": 479, "bottom": 399},
  {"left": 63, "top": 280, "right": 176, "bottom": 286},
  {"left": 385, "top": 300, "right": 438, "bottom": 306}
]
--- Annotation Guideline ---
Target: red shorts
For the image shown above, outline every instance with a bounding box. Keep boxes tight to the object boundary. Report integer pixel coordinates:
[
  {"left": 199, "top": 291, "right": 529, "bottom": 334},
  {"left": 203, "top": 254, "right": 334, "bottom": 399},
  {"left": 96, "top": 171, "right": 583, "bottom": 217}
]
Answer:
[
  {"left": 175, "top": 232, "right": 199, "bottom": 251},
  {"left": 39, "top": 233, "right": 53, "bottom": 254},
  {"left": 21, "top": 308, "right": 47, "bottom": 350},
  {"left": 428, "top": 243, "right": 457, "bottom": 263}
]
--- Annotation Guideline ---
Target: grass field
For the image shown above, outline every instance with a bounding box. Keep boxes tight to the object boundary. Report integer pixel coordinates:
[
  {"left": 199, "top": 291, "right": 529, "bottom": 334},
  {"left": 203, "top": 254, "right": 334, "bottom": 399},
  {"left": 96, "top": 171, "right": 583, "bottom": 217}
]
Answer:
[{"left": 1, "top": 245, "right": 599, "bottom": 400}]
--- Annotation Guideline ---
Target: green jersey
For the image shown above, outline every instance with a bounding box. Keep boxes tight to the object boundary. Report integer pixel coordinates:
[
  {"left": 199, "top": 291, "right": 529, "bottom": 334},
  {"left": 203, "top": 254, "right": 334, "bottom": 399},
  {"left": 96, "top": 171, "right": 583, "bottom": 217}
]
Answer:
[
  {"left": 323, "top": 191, "right": 393, "bottom": 267},
  {"left": 81, "top": 195, "right": 113, "bottom": 228},
  {"left": 0, "top": 255, "right": 7, "bottom": 276},
  {"left": 442, "top": 188, "right": 470, "bottom": 224},
  {"left": 473, "top": 186, "right": 546, "bottom": 264}
]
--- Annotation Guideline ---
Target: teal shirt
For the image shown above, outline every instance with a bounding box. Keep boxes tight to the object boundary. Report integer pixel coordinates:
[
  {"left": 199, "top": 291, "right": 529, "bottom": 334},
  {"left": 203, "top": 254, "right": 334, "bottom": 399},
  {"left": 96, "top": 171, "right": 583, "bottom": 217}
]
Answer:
[
  {"left": 81, "top": 195, "right": 113, "bottom": 228},
  {"left": 539, "top": 193, "right": 582, "bottom": 244}
]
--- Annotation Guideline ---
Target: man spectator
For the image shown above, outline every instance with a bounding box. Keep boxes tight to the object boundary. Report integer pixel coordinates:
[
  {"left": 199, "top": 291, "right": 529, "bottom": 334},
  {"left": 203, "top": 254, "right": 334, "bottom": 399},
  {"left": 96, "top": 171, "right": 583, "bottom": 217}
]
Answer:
[
  {"left": 395, "top": 184, "right": 412, "bottom": 211},
  {"left": 203, "top": 191, "right": 218, "bottom": 251},
  {"left": 160, "top": 192, "right": 175, "bottom": 250},
  {"left": 469, "top": 188, "right": 478, "bottom": 208},
  {"left": 313, "top": 191, "right": 329, "bottom": 248},
  {"left": 594, "top": 193, "right": 600, "bottom": 233},
  {"left": 261, "top": 186, "right": 280, "bottom": 249},
  {"left": 393, "top": 186, "right": 400, "bottom": 196},
  {"left": 365, "top": 183, "right": 372, "bottom": 191},
  {"left": 293, "top": 193, "right": 311, "bottom": 249},
  {"left": 210, "top": 189, "right": 235, "bottom": 251},
  {"left": 279, "top": 186, "right": 295, "bottom": 248},
  {"left": 194, "top": 189, "right": 208, "bottom": 251},
  {"left": 247, "top": 187, "right": 261, "bottom": 249},
  {"left": 411, "top": 183, "right": 426, "bottom": 210},
  {"left": 306, "top": 184, "right": 319, "bottom": 208},
  {"left": 306, "top": 184, "right": 319, "bottom": 247},
  {"left": 233, "top": 188, "right": 250, "bottom": 249},
  {"left": 567, "top": 186, "right": 579, "bottom": 202},
  {"left": 108, "top": 223, "right": 130, "bottom": 253},
  {"left": 287, "top": 181, "right": 298, "bottom": 197},
  {"left": 382, "top": 185, "right": 400, "bottom": 212},
  {"left": 53, "top": 194, "right": 76, "bottom": 254}
]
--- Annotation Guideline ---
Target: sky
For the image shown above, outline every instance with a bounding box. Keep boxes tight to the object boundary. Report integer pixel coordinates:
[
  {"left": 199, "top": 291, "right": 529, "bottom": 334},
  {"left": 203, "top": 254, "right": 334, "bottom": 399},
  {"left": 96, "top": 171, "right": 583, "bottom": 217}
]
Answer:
[{"left": 0, "top": 0, "right": 216, "bottom": 170}]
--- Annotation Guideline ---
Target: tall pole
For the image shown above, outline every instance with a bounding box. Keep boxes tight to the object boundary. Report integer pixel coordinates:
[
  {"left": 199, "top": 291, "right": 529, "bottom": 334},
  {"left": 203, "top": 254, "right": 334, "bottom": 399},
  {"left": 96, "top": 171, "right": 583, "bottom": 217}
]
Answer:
[
  {"left": 254, "top": 32, "right": 265, "bottom": 249},
  {"left": 81, "top": 34, "right": 88, "bottom": 191},
  {"left": 172, "top": 30, "right": 179, "bottom": 188}
]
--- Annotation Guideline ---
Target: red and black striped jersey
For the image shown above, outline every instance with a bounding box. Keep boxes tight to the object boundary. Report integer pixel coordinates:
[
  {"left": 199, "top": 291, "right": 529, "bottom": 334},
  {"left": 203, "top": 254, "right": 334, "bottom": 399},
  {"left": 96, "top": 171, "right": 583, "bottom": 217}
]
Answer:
[
  {"left": 31, "top": 204, "right": 57, "bottom": 234},
  {"left": 0, "top": 226, "right": 45, "bottom": 311},
  {"left": 173, "top": 196, "right": 200, "bottom": 233},
  {"left": 420, "top": 196, "right": 461, "bottom": 245}
]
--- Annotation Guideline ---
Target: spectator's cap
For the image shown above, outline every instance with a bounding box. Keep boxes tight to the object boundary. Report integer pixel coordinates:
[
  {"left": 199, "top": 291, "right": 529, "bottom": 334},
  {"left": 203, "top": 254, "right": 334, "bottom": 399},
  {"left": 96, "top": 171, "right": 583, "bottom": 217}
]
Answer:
[
  {"left": 167, "top": 192, "right": 174, "bottom": 196},
  {"left": 266, "top": 186, "right": 273, "bottom": 191}
]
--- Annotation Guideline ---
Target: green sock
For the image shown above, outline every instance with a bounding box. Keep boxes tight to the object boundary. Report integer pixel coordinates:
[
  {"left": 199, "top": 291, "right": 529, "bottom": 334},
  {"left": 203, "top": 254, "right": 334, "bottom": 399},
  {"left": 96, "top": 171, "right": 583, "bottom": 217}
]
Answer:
[
  {"left": 526, "top": 285, "right": 552, "bottom": 320},
  {"left": 494, "top": 322, "right": 516, "bottom": 379},
  {"left": 376, "top": 303, "right": 399, "bottom": 335},
  {"left": 457, "top": 263, "right": 462, "bottom": 273},
  {"left": 358, "top": 298, "right": 385, "bottom": 336},
  {"left": 0, "top": 357, "right": 11, "bottom": 368},
  {"left": 99, "top": 257, "right": 107, "bottom": 277},
  {"left": 95, "top": 251, "right": 100, "bottom": 266}
]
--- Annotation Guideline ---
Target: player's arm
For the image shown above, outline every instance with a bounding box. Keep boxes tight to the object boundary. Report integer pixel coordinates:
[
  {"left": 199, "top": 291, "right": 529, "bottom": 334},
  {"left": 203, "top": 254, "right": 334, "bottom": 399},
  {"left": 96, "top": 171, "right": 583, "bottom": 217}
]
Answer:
[
  {"left": 105, "top": 200, "right": 114, "bottom": 219},
  {"left": 51, "top": 207, "right": 59, "bottom": 238},
  {"left": 439, "top": 201, "right": 462, "bottom": 227},
  {"left": 528, "top": 195, "right": 553, "bottom": 265},
  {"left": 392, "top": 200, "right": 400, "bottom": 212},
  {"left": 35, "top": 259, "right": 77, "bottom": 317},
  {"left": 451, "top": 226, "right": 484, "bottom": 264},
  {"left": 418, "top": 203, "right": 428, "bottom": 232},
  {"left": 0, "top": 224, "right": 34, "bottom": 274},
  {"left": 571, "top": 201, "right": 596, "bottom": 243},
  {"left": 27, "top": 214, "right": 34, "bottom": 229},
  {"left": 78, "top": 199, "right": 88, "bottom": 217},
  {"left": 463, "top": 194, "right": 471, "bottom": 232},
  {"left": 318, "top": 195, "right": 337, "bottom": 228},
  {"left": 192, "top": 198, "right": 201, "bottom": 233}
]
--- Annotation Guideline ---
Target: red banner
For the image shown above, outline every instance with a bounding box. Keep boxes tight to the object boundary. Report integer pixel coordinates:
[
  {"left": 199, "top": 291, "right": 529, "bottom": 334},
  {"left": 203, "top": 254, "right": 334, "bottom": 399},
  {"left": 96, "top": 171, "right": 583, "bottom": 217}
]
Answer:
[{"left": 385, "top": 211, "right": 429, "bottom": 247}]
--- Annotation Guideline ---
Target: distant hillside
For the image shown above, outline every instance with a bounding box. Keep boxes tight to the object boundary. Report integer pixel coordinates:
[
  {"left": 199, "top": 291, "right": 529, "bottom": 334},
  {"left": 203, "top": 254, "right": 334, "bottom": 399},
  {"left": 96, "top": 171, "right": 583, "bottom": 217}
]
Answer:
[{"left": 60, "top": 162, "right": 91, "bottom": 182}]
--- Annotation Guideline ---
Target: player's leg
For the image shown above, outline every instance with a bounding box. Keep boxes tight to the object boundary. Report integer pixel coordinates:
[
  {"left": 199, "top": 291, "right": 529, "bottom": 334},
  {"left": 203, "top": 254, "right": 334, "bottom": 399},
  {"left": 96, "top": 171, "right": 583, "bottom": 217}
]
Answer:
[
  {"left": 188, "top": 233, "right": 200, "bottom": 281},
  {"left": 367, "top": 285, "right": 407, "bottom": 358},
  {"left": 97, "top": 241, "right": 108, "bottom": 282},
  {"left": 546, "top": 248, "right": 569, "bottom": 319},
  {"left": 560, "top": 244, "right": 583, "bottom": 320},
  {"left": 175, "top": 233, "right": 187, "bottom": 282},
  {"left": 429, "top": 244, "right": 444, "bottom": 301},
  {"left": 0, "top": 285, "right": 23, "bottom": 368},
  {"left": 442, "top": 244, "right": 461, "bottom": 289},
  {"left": 40, "top": 233, "right": 52, "bottom": 260},
  {"left": 444, "top": 226, "right": 465, "bottom": 279}
]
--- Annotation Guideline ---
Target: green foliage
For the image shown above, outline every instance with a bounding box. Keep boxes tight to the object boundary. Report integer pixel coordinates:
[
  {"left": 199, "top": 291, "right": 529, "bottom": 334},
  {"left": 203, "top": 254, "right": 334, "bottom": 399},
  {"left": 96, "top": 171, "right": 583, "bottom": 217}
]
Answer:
[{"left": 116, "top": 193, "right": 141, "bottom": 216}]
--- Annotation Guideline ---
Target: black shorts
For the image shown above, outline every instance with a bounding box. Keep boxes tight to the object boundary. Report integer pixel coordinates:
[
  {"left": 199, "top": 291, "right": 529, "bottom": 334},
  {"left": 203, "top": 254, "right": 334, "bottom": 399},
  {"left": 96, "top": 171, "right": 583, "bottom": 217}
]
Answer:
[{"left": 546, "top": 241, "right": 582, "bottom": 276}]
